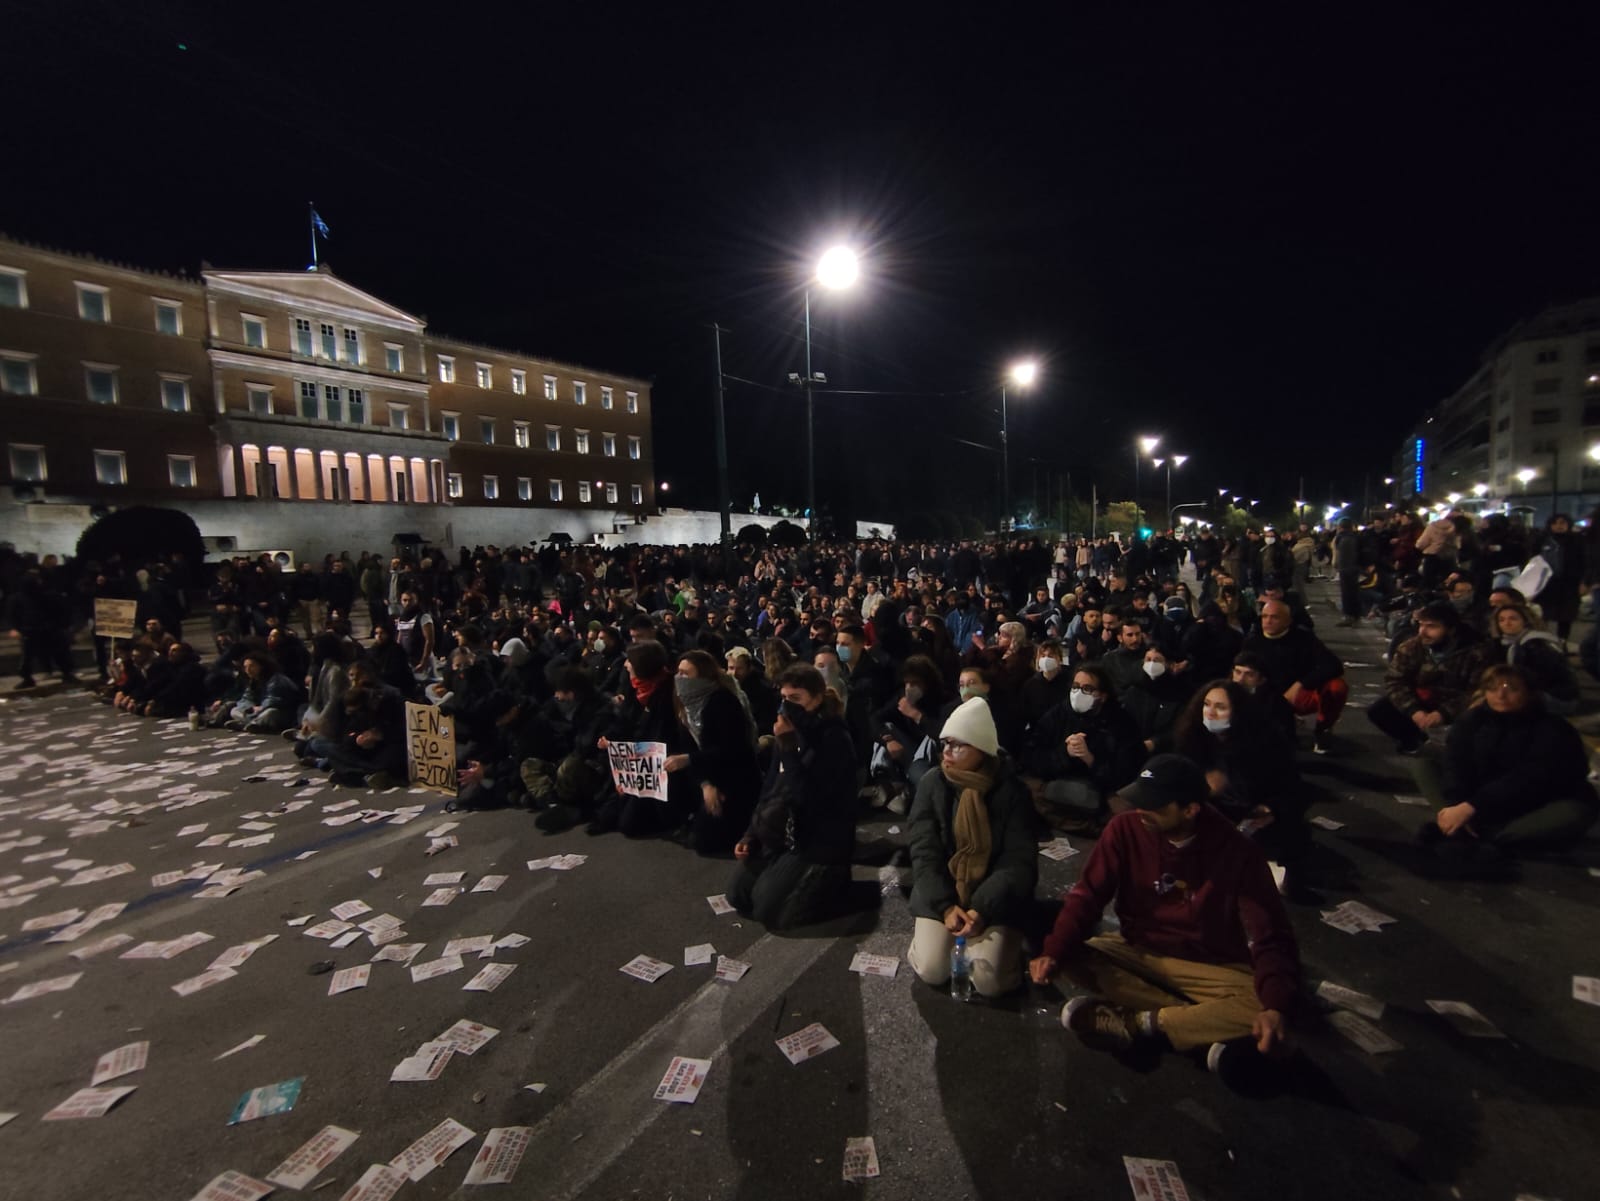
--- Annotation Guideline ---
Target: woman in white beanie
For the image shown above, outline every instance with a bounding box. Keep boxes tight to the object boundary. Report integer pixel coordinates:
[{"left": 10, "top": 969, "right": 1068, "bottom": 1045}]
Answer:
[{"left": 906, "top": 695, "right": 1039, "bottom": 997}]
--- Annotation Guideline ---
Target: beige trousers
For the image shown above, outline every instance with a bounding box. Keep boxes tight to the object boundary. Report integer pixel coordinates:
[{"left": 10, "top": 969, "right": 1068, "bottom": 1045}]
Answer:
[
  {"left": 1059, "top": 933, "right": 1259, "bottom": 1051},
  {"left": 908, "top": 916, "right": 1022, "bottom": 998}
]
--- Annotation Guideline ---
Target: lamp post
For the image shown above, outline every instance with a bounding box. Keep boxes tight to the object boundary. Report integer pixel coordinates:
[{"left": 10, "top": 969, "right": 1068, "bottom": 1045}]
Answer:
[
  {"left": 803, "top": 246, "right": 859, "bottom": 538},
  {"left": 1000, "top": 359, "right": 1038, "bottom": 532},
  {"left": 1135, "top": 435, "right": 1160, "bottom": 530},
  {"left": 1155, "top": 453, "right": 1188, "bottom": 531}
]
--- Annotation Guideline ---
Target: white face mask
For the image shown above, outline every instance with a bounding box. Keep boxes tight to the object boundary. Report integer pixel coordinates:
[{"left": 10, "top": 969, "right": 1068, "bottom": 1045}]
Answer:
[
  {"left": 1037, "top": 656, "right": 1060, "bottom": 676},
  {"left": 1202, "top": 715, "right": 1231, "bottom": 733},
  {"left": 1143, "top": 660, "right": 1167, "bottom": 680},
  {"left": 594, "top": 638, "right": 607, "bottom": 654},
  {"left": 1069, "top": 688, "right": 1096, "bottom": 714}
]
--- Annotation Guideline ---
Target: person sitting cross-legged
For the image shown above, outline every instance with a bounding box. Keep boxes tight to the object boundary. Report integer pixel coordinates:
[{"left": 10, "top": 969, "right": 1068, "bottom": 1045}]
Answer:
[
  {"left": 906, "top": 696, "right": 1039, "bottom": 998},
  {"left": 1029, "top": 754, "right": 1302, "bottom": 1086},
  {"left": 1366, "top": 600, "right": 1493, "bottom": 756},
  {"left": 1415, "top": 664, "right": 1599, "bottom": 867}
]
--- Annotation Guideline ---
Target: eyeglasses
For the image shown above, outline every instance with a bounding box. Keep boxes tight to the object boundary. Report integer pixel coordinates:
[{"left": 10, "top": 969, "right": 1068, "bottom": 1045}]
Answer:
[
  {"left": 1070, "top": 686, "right": 1101, "bottom": 696},
  {"left": 939, "top": 738, "right": 973, "bottom": 754}
]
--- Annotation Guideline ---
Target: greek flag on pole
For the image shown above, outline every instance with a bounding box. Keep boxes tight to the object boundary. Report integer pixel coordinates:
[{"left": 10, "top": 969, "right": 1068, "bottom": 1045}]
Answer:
[{"left": 311, "top": 209, "right": 331, "bottom": 238}]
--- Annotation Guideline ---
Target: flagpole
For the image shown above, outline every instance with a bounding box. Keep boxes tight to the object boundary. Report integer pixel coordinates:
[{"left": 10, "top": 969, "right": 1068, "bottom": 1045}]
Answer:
[{"left": 308, "top": 203, "right": 318, "bottom": 268}]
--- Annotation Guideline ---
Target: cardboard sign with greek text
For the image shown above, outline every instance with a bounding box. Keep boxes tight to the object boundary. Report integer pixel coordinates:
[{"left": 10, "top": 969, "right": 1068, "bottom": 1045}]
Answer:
[
  {"left": 94, "top": 598, "right": 138, "bottom": 640},
  {"left": 607, "top": 740, "right": 668, "bottom": 802},
  {"left": 405, "top": 703, "right": 457, "bottom": 795}
]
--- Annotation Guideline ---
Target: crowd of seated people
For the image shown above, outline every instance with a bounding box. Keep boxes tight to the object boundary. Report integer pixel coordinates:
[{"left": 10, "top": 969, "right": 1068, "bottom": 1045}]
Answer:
[{"left": 10, "top": 513, "right": 1598, "bottom": 1090}]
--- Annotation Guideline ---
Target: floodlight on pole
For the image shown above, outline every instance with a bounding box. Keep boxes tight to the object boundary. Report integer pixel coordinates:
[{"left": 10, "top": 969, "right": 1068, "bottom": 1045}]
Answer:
[
  {"left": 1473, "top": 483, "right": 1489, "bottom": 496},
  {"left": 999, "top": 359, "right": 1039, "bottom": 533},
  {"left": 801, "top": 245, "right": 861, "bottom": 536}
]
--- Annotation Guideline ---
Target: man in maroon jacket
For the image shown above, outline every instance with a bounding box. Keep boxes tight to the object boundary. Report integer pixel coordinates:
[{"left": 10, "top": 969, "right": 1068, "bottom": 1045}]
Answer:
[{"left": 1029, "top": 754, "right": 1301, "bottom": 1076}]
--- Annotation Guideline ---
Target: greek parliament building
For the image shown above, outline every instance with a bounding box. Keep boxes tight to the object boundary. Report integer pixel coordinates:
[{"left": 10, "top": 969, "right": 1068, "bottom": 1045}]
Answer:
[
  {"left": 0, "top": 235, "right": 660, "bottom": 558},
  {"left": 1393, "top": 296, "right": 1600, "bottom": 526}
]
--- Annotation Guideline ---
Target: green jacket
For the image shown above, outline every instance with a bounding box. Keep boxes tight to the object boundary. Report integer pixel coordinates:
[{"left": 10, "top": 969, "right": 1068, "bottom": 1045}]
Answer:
[{"left": 908, "top": 760, "right": 1039, "bottom": 930}]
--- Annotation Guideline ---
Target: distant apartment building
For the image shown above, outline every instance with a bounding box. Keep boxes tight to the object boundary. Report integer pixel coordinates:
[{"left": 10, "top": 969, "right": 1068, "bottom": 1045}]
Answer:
[
  {"left": 1394, "top": 297, "right": 1600, "bottom": 522},
  {"left": 0, "top": 236, "right": 655, "bottom": 540}
]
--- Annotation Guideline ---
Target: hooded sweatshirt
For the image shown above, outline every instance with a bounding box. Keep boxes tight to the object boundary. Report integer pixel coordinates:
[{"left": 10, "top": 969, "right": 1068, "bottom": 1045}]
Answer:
[{"left": 1041, "top": 806, "right": 1301, "bottom": 1014}]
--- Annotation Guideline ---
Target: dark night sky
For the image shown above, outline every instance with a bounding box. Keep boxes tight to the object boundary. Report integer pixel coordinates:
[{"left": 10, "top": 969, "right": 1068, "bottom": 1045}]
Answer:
[{"left": 4, "top": 2, "right": 1598, "bottom": 527}]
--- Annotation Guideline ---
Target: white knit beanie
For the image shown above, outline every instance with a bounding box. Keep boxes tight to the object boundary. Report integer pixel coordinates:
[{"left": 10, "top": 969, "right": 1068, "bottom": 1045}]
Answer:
[{"left": 940, "top": 696, "right": 1000, "bottom": 757}]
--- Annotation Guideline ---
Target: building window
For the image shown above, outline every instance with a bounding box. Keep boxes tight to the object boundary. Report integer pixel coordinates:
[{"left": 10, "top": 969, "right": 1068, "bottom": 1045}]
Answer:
[
  {"left": 1532, "top": 377, "right": 1560, "bottom": 395},
  {"left": 543, "top": 375, "right": 558, "bottom": 400},
  {"left": 0, "top": 269, "right": 26, "bottom": 309},
  {"left": 154, "top": 300, "right": 182, "bottom": 335},
  {"left": 299, "top": 380, "right": 318, "bottom": 419},
  {"left": 601, "top": 386, "right": 613, "bottom": 410},
  {"left": 294, "top": 317, "right": 313, "bottom": 356},
  {"left": 631, "top": 483, "right": 643, "bottom": 505},
  {"left": 578, "top": 481, "right": 592, "bottom": 502},
  {"left": 247, "top": 385, "right": 272, "bottom": 415},
  {"left": 84, "top": 364, "right": 118, "bottom": 405},
  {"left": 1, "top": 353, "right": 38, "bottom": 395},
  {"left": 324, "top": 384, "right": 343, "bottom": 422},
  {"left": 446, "top": 472, "right": 464, "bottom": 499},
  {"left": 438, "top": 356, "right": 456, "bottom": 383},
  {"left": 238, "top": 314, "right": 265, "bottom": 348},
  {"left": 517, "top": 477, "right": 532, "bottom": 501},
  {"left": 511, "top": 370, "right": 526, "bottom": 396},
  {"left": 343, "top": 328, "right": 361, "bottom": 364},
  {"left": 9, "top": 444, "right": 46, "bottom": 482},
  {"left": 1535, "top": 347, "right": 1561, "bottom": 365},
  {"left": 605, "top": 482, "right": 618, "bottom": 504},
  {"left": 514, "top": 421, "right": 530, "bottom": 448},
  {"left": 1496, "top": 445, "right": 1511, "bottom": 461},
  {"left": 574, "top": 381, "right": 587, "bottom": 406},
  {"left": 76, "top": 283, "right": 109, "bottom": 322},
  {"left": 319, "top": 322, "right": 337, "bottom": 359},
  {"left": 348, "top": 388, "right": 364, "bottom": 424},
  {"left": 168, "top": 455, "right": 196, "bottom": 488},
  {"left": 94, "top": 449, "right": 127, "bottom": 486},
  {"left": 442, "top": 412, "right": 460, "bottom": 441},
  {"left": 602, "top": 434, "right": 616, "bottom": 458},
  {"left": 546, "top": 427, "right": 560, "bottom": 452},
  {"left": 1531, "top": 407, "right": 1561, "bottom": 425},
  {"left": 389, "top": 403, "right": 409, "bottom": 431},
  {"left": 625, "top": 390, "right": 638, "bottom": 413},
  {"left": 1586, "top": 401, "right": 1600, "bottom": 427},
  {"left": 483, "top": 475, "right": 499, "bottom": 500},
  {"left": 628, "top": 436, "right": 641, "bottom": 461},
  {"left": 160, "top": 376, "right": 191, "bottom": 413},
  {"left": 481, "top": 417, "right": 496, "bottom": 444},
  {"left": 548, "top": 480, "right": 563, "bottom": 502},
  {"left": 575, "top": 430, "right": 590, "bottom": 455},
  {"left": 476, "top": 363, "right": 492, "bottom": 389},
  {"left": 1496, "top": 415, "right": 1512, "bottom": 432}
]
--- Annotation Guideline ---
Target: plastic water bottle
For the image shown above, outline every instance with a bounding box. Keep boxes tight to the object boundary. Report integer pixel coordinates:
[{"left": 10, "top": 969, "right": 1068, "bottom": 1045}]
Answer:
[
  {"left": 950, "top": 936, "right": 973, "bottom": 1002},
  {"left": 188, "top": 707, "right": 200, "bottom": 731}
]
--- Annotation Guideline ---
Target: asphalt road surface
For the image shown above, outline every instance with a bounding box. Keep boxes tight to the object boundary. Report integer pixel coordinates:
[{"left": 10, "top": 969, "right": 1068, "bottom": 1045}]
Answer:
[{"left": 2, "top": 603, "right": 1599, "bottom": 1201}]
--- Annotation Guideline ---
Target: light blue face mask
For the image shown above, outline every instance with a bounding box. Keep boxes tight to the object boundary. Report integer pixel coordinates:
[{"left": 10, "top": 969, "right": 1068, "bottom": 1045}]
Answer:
[
  {"left": 1202, "top": 716, "right": 1231, "bottom": 734},
  {"left": 836, "top": 644, "right": 853, "bottom": 663}
]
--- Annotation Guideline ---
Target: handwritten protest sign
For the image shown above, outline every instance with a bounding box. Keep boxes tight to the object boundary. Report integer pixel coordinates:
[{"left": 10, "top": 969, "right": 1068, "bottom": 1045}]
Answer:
[
  {"left": 94, "top": 598, "right": 138, "bottom": 640},
  {"left": 607, "top": 740, "right": 668, "bottom": 802},
  {"left": 406, "top": 703, "right": 457, "bottom": 795}
]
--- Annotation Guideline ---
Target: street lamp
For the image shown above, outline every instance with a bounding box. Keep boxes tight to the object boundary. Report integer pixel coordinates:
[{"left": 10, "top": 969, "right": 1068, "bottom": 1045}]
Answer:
[
  {"left": 1000, "top": 359, "right": 1039, "bottom": 532},
  {"left": 802, "top": 245, "right": 859, "bottom": 535},
  {"left": 1472, "top": 483, "right": 1489, "bottom": 497},
  {"left": 1517, "top": 467, "right": 1537, "bottom": 495},
  {"left": 1134, "top": 435, "right": 1160, "bottom": 530}
]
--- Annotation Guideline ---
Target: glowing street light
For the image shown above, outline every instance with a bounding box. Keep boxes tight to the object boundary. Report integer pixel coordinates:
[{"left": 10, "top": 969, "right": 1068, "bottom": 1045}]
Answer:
[
  {"left": 1000, "top": 359, "right": 1039, "bottom": 531},
  {"left": 1133, "top": 436, "right": 1161, "bottom": 533},
  {"left": 1447, "top": 491, "right": 1462, "bottom": 504},
  {"left": 800, "top": 245, "right": 861, "bottom": 531},
  {"left": 1472, "top": 483, "right": 1489, "bottom": 497}
]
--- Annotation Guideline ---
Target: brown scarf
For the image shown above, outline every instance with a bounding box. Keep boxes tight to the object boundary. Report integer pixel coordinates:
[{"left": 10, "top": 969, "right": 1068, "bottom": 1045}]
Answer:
[{"left": 943, "top": 763, "right": 996, "bottom": 907}]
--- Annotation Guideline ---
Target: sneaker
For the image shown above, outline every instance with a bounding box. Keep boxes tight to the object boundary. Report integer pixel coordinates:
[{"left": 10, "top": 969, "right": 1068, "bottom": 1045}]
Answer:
[
  {"left": 364, "top": 771, "right": 395, "bottom": 790},
  {"left": 535, "top": 804, "right": 582, "bottom": 834},
  {"left": 859, "top": 784, "right": 888, "bottom": 809},
  {"left": 280, "top": 728, "right": 300, "bottom": 742},
  {"left": 1311, "top": 733, "right": 1330, "bottom": 755},
  {"left": 1395, "top": 741, "right": 1425, "bottom": 757},
  {"left": 224, "top": 718, "right": 247, "bottom": 732},
  {"left": 1062, "top": 996, "right": 1137, "bottom": 1052},
  {"left": 13, "top": 678, "right": 37, "bottom": 690},
  {"left": 886, "top": 792, "right": 909, "bottom": 817}
]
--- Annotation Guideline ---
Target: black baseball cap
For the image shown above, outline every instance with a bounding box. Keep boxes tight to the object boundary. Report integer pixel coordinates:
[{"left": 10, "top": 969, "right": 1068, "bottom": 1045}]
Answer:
[{"left": 1123, "top": 754, "right": 1209, "bottom": 811}]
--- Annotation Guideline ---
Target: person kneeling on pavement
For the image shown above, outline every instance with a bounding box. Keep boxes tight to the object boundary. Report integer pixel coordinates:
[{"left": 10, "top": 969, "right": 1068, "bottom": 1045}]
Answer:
[
  {"left": 1029, "top": 755, "right": 1302, "bottom": 1083},
  {"left": 1415, "top": 664, "right": 1599, "bottom": 863},
  {"left": 729, "top": 665, "right": 857, "bottom": 930},
  {"left": 906, "top": 696, "right": 1039, "bottom": 997}
]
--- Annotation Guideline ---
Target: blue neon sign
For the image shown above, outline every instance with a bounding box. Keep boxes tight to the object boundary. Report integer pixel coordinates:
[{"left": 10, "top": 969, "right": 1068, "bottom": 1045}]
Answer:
[{"left": 1414, "top": 438, "right": 1425, "bottom": 495}]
